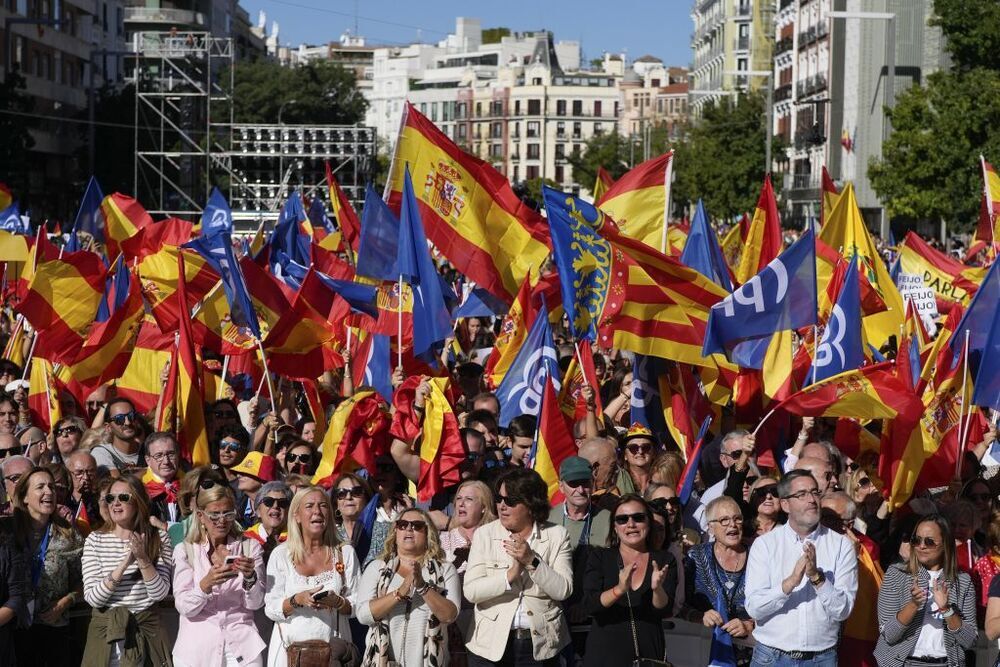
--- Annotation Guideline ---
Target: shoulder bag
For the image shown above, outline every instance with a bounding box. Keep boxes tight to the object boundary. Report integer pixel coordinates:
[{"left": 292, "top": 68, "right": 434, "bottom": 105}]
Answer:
[{"left": 622, "top": 552, "right": 673, "bottom": 667}]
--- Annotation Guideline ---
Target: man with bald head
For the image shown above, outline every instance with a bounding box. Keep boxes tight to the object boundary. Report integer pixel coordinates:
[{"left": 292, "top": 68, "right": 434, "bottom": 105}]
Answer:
[
  {"left": 1, "top": 454, "right": 31, "bottom": 501},
  {"left": 66, "top": 450, "right": 101, "bottom": 533},
  {"left": 18, "top": 426, "right": 47, "bottom": 463},
  {"left": 795, "top": 456, "right": 839, "bottom": 497},
  {"left": 579, "top": 436, "right": 619, "bottom": 510}
]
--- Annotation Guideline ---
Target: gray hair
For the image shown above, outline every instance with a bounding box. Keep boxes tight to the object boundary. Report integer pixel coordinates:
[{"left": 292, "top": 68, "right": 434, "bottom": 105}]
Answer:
[
  {"left": 255, "top": 481, "right": 293, "bottom": 509},
  {"left": 144, "top": 431, "right": 178, "bottom": 451},
  {"left": 721, "top": 429, "right": 750, "bottom": 453},
  {"left": 776, "top": 469, "right": 816, "bottom": 499},
  {"left": 705, "top": 495, "right": 741, "bottom": 522},
  {"left": 824, "top": 491, "right": 857, "bottom": 520},
  {"left": 0, "top": 455, "right": 31, "bottom": 475}
]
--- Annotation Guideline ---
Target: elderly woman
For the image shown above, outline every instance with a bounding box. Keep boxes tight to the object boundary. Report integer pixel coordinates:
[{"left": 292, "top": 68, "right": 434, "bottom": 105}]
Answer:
[
  {"left": 173, "top": 484, "right": 266, "bottom": 667},
  {"left": 875, "top": 515, "right": 977, "bottom": 667},
  {"left": 264, "top": 486, "right": 361, "bottom": 667},
  {"left": 357, "top": 507, "right": 461, "bottom": 666},
  {"left": 464, "top": 467, "right": 574, "bottom": 666},
  {"left": 244, "top": 481, "right": 291, "bottom": 565},
  {"left": 684, "top": 496, "right": 752, "bottom": 666},
  {"left": 333, "top": 473, "right": 371, "bottom": 550},
  {"left": 81, "top": 475, "right": 173, "bottom": 665},
  {"left": 11, "top": 466, "right": 84, "bottom": 666}
]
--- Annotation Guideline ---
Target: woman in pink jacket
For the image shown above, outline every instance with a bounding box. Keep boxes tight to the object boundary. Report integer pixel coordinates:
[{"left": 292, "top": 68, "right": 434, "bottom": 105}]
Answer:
[{"left": 173, "top": 483, "right": 267, "bottom": 666}]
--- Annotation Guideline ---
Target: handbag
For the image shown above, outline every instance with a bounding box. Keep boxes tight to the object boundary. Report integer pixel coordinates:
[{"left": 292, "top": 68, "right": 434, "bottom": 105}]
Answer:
[
  {"left": 624, "top": 577, "right": 673, "bottom": 667},
  {"left": 279, "top": 546, "right": 361, "bottom": 667}
]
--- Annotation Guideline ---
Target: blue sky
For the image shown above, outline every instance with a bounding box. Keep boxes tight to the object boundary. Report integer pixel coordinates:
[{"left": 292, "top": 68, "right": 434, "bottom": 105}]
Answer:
[{"left": 242, "top": 0, "right": 693, "bottom": 67}]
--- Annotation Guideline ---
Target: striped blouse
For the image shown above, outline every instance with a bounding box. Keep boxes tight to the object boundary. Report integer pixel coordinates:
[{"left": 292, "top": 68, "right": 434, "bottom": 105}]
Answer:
[{"left": 82, "top": 529, "right": 173, "bottom": 612}]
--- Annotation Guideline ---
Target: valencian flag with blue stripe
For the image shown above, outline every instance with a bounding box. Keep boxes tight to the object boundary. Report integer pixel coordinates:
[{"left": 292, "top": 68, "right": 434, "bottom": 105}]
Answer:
[
  {"left": 807, "top": 254, "right": 864, "bottom": 385},
  {"left": 703, "top": 229, "right": 817, "bottom": 366},
  {"left": 495, "top": 303, "right": 561, "bottom": 428},
  {"left": 200, "top": 187, "right": 234, "bottom": 237}
]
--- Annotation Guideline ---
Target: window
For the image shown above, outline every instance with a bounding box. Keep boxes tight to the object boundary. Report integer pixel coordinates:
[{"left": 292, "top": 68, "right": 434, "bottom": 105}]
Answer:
[
  {"left": 475, "top": 102, "right": 482, "bottom": 117},
  {"left": 512, "top": 122, "right": 520, "bottom": 137},
  {"left": 514, "top": 100, "right": 521, "bottom": 115},
  {"left": 457, "top": 124, "right": 467, "bottom": 139},
  {"left": 651, "top": 78, "right": 660, "bottom": 87},
  {"left": 456, "top": 103, "right": 466, "bottom": 119},
  {"left": 527, "top": 166, "right": 539, "bottom": 180},
  {"left": 527, "top": 99, "right": 541, "bottom": 115},
  {"left": 555, "top": 166, "right": 564, "bottom": 182},
  {"left": 555, "top": 144, "right": 565, "bottom": 159},
  {"left": 556, "top": 100, "right": 566, "bottom": 116},
  {"left": 420, "top": 103, "right": 427, "bottom": 115},
  {"left": 594, "top": 123, "right": 604, "bottom": 135},
  {"left": 556, "top": 121, "right": 565, "bottom": 137},
  {"left": 527, "top": 121, "right": 539, "bottom": 138},
  {"left": 490, "top": 143, "right": 503, "bottom": 158},
  {"left": 572, "top": 100, "right": 582, "bottom": 115},
  {"left": 594, "top": 101, "right": 602, "bottom": 117},
  {"left": 572, "top": 122, "right": 582, "bottom": 138},
  {"left": 527, "top": 144, "right": 540, "bottom": 159},
  {"left": 491, "top": 122, "right": 502, "bottom": 139},
  {"left": 512, "top": 166, "right": 519, "bottom": 181},
  {"left": 532, "top": 77, "right": 542, "bottom": 85},
  {"left": 117, "top": 6, "right": 123, "bottom": 36},
  {"left": 431, "top": 102, "right": 438, "bottom": 122}
]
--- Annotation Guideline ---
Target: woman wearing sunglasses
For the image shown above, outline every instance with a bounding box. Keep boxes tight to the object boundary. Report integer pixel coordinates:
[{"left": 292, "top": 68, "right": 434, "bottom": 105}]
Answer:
[
  {"left": 10, "top": 466, "right": 85, "bottom": 665},
  {"left": 282, "top": 439, "right": 318, "bottom": 478},
  {"left": 845, "top": 466, "right": 890, "bottom": 543},
  {"left": 464, "top": 467, "right": 574, "bottom": 666},
  {"left": 173, "top": 483, "right": 266, "bottom": 667},
  {"left": 245, "top": 481, "right": 292, "bottom": 565},
  {"left": 212, "top": 424, "right": 251, "bottom": 485},
  {"left": 874, "top": 515, "right": 977, "bottom": 667},
  {"left": 581, "top": 493, "right": 674, "bottom": 667},
  {"left": 333, "top": 473, "right": 371, "bottom": 550},
  {"left": 46, "top": 415, "right": 85, "bottom": 464},
  {"left": 357, "top": 507, "right": 461, "bottom": 666},
  {"left": 168, "top": 465, "right": 231, "bottom": 547},
  {"left": 617, "top": 424, "right": 658, "bottom": 496},
  {"left": 747, "top": 477, "right": 783, "bottom": 540},
  {"left": 81, "top": 475, "right": 173, "bottom": 665}
]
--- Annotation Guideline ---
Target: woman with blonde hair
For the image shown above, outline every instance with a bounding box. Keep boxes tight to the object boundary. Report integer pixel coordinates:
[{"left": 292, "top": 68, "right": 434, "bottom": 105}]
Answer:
[
  {"left": 439, "top": 480, "right": 495, "bottom": 574},
  {"left": 357, "top": 507, "right": 461, "bottom": 666},
  {"left": 649, "top": 451, "right": 684, "bottom": 489},
  {"left": 81, "top": 474, "right": 173, "bottom": 665},
  {"left": 173, "top": 483, "right": 266, "bottom": 666},
  {"left": 264, "top": 485, "right": 361, "bottom": 667}
]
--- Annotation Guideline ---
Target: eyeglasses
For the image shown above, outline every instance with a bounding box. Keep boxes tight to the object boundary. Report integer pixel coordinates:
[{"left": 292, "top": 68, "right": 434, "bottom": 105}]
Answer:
[
  {"left": 744, "top": 476, "right": 759, "bottom": 486},
  {"left": 336, "top": 486, "right": 365, "bottom": 499},
  {"left": 857, "top": 478, "right": 872, "bottom": 489},
  {"left": 662, "top": 497, "right": 681, "bottom": 507},
  {"left": 910, "top": 536, "right": 939, "bottom": 548},
  {"left": 497, "top": 494, "right": 522, "bottom": 507},
  {"left": 626, "top": 443, "right": 652, "bottom": 455},
  {"left": 285, "top": 453, "right": 312, "bottom": 464},
  {"left": 720, "top": 450, "right": 745, "bottom": 460},
  {"left": 751, "top": 486, "right": 778, "bottom": 501},
  {"left": 55, "top": 426, "right": 80, "bottom": 437},
  {"left": 103, "top": 493, "right": 132, "bottom": 504},
  {"left": 218, "top": 440, "right": 244, "bottom": 453},
  {"left": 213, "top": 410, "right": 237, "bottom": 420},
  {"left": 71, "top": 468, "right": 97, "bottom": 478},
  {"left": 148, "top": 451, "right": 177, "bottom": 462},
  {"left": 108, "top": 411, "right": 137, "bottom": 426},
  {"left": 709, "top": 515, "right": 744, "bottom": 528},
  {"left": 0, "top": 447, "right": 22, "bottom": 459},
  {"left": 203, "top": 510, "right": 238, "bottom": 523},
  {"left": 782, "top": 489, "right": 821, "bottom": 501},
  {"left": 3, "top": 473, "right": 23, "bottom": 485},
  {"left": 614, "top": 512, "right": 648, "bottom": 525},
  {"left": 260, "top": 496, "right": 291, "bottom": 509},
  {"left": 198, "top": 478, "right": 223, "bottom": 490},
  {"left": 395, "top": 519, "right": 427, "bottom": 532}
]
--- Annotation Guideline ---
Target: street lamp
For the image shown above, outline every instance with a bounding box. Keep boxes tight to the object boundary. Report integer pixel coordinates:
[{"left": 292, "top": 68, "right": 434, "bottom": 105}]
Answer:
[{"left": 725, "top": 69, "right": 773, "bottom": 174}]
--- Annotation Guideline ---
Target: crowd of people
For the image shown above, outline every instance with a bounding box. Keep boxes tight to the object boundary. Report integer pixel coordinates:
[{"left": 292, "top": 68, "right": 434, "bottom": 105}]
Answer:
[{"left": 0, "top": 336, "right": 996, "bottom": 667}]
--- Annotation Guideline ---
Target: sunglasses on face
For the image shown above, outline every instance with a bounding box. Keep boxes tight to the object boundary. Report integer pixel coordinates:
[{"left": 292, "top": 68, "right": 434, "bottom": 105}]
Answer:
[
  {"left": 857, "top": 478, "right": 872, "bottom": 489},
  {"left": 203, "top": 510, "right": 237, "bottom": 523},
  {"left": 564, "top": 478, "right": 592, "bottom": 489},
  {"left": 910, "top": 536, "right": 939, "bottom": 548},
  {"left": 395, "top": 519, "right": 428, "bottom": 532},
  {"left": 103, "top": 493, "right": 132, "bottom": 504},
  {"left": 744, "top": 476, "right": 759, "bottom": 486},
  {"left": 614, "top": 512, "right": 648, "bottom": 526},
  {"left": 260, "top": 496, "right": 291, "bottom": 509},
  {"left": 497, "top": 494, "right": 522, "bottom": 508},
  {"left": 218, "top": 441, "right": 244, "bottom": 453},
  {"left": 285, "top": 453, "right": 312, "bottom": 464},
  {"left": 198, "top": 478, "right": 224, "bottom": 490},
  {"left": 663, "top": 497, "right": 681, "bottom": 507},
  {"left": 109, "top": 411, "right": 137, "bottom": 426},
  {"left": 752, "top": 486, "right": 779, "bottom": 501},
  {"left": 55, "top": 426, "right": 80, "bottom": 437},
  {"left": 336, "top": 486, "right": 365, "bottom": 499},
  {"left": 483, "top": 459, "right": 508, "bottom": 470},
  {"left": 847, "top": 462, "right": 860, "bottom": 472},
  {"left": 626, "top": 443, "right": 652, "bottom": 455},
  {"left": 0, "top": 447, "right": 22, "bottom": 459}
]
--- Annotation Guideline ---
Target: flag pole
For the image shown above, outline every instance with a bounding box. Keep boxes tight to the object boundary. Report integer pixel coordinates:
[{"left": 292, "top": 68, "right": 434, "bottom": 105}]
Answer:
[
  {"left": 21, "top": 330, "right": 38, "bottom": 381},
  {"left": 254, "top": 337, "right": 277, "bottom": 409},
  {"left": 956, "top": 329, "right": 971, "bottom": 477},
  {"left": 217, "top": 355, "right": 230, "bottom": 401},
  {"left": 397, "top": 275, "right": 404, "bottom": 369},
  {"left": 753, "top": 406, "right": 779, "bottom": 437},
  {"left": 810, "top": 324, "right": 819, "bottom": 385},
  {"left": 573, "top": 340, "right": 590, "bottom": 387},
  {"left": 660, "top": 151, "right": 673, "bottom": 255}
]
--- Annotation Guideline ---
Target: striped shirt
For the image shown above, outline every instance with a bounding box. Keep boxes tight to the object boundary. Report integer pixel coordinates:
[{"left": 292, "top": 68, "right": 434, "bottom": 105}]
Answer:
[{"left": 82, "top": 529, "right": 173, "bottom": 612}]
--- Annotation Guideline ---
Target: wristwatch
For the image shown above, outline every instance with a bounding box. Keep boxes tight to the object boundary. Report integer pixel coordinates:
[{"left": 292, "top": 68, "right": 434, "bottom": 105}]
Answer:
[
  {"left": 289, "top": 595, "right": 303, "bottom": 609},
  {"left": 528, "top": 555, "right": 541, "bottom": 570},
  {"left": 809, "top": 571, "right": 825, "bottom": 586}
]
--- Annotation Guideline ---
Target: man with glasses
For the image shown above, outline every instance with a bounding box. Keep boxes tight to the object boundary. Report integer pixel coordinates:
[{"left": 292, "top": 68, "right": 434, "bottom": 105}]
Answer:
[
  {"left": 66, "top": 450, "right": 101, "bottom": 533},
  {"left": 745, "top": 470, "right": 858, "bottom": 666},
  {"left": 142, "top": 432, "right": 182, "bottom": 530},
  {"left": 17, "top": 425, "right": 46, "bottom": 463},
  {"left": 92, "top": 397, "right": 143, "bottom": 474},
  {"left": 1, "top": 454, "right": 31, "bottom": 511},
  {"left": 690, "top": 430, "right": 756, "bottom": 533}
]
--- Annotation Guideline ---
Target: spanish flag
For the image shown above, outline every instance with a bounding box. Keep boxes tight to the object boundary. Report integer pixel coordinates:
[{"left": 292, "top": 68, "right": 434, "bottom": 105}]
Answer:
[
  {"left": 735, "top": 175, "right": 784, "bottom": 285},
  {"left": 2, "top": 316, "right": 27, "bottom": 367},
  {"left": 136, "top": 245, "right": 219, "bottom": 334},
  {"left": 311, "top": 389, "right": 390, "bottom": 486},
  {"left": 592, "top": 166, "right": 615, "bottom": 201},
  {"left": 175, "top": 252, "right": 209, "bottom": 465},
  {"left": 970, "top": 156, "right": 1000, "bottom": 259},
  {"left": 596, "top": 151, "right": 673, "bottom": 252},
  {"left": 775, "top": 361, "right": 922, "bottom": 423},
  {"left": 101, "top": 193, "right": 153, "bottom": 260},
  {"left": 557, "top": 339, "right": 602, "bottom": 423},
  {"left": 326, "top": 161, "right": 360, "bottom": 254},
  {"left": 386, "top": 102, "right": 550, "bottom": 303},
  {"left": 27, "top": 353, "right": 61, "bottom": 432},
  {"left": 533, "top": 374, "right": 576, "bottom": 505},
  {"left": 898, "top": 231, "right": 986, "bottom": 308},
  {"left": 483, "top": 272, "right": 559, "bottom": 389},
  {"left": 113, "top": 316, "right": 174, "bottom": 415},
  {"left": 262, "top": 268, "right": 341, "bottom": 380}
]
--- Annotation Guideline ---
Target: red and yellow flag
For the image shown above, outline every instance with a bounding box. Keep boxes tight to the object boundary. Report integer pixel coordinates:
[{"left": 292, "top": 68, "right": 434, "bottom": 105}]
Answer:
[
  {"left": 326, "top": 162, "right": 361, "bottom": 254},
  {"left": 311, "top": 389, "right": 390, "bottom": 486},
  {"left": 820, "top": 166, "right": 840, "bottom": 228},
  {"left": 592, "top": 166, "right": 615, "bottom": 201},
  {"left": 262, "top": 269, "right": 341, "bottom": 380},
  {"left": 27, "top": 354, "right": 62, "bottom": 432},
  {"left": 557, "top": 339, "right": 602, "bottom": 423},
  {"left": 898, "top": 231, "right": 986, "bottom": 308},
  {"left": 101, "top": 193, "right": 153, "bottom": 260},
  {"left": 414, "top": 377, "right": 463, "bottom": 502},
  {"left": 735, "top": 175, "right": 783, "bottom": 285},
  {"left": 114, "top": 316, "right": 173, "bottom": 415},
  {"left": 596, "top": 151, "right": 673, "bottom": 252},
  {"left": 137, "top": 246, "right": 219, "bottom": 334},
  {"left": 534, "top": 375, "right": 577, "bottom": 505},
  {"left": 175, "top": 252, "right": 209, "bottom": 465},
  {"left": 484, "top": 272, "right": 559, "bottom": 389},
  {"left": 775, "top": 361, "right": 923, "bottom": 422},
  {"left": 387, "top": 102, "right": 550, "bottom": 303}
]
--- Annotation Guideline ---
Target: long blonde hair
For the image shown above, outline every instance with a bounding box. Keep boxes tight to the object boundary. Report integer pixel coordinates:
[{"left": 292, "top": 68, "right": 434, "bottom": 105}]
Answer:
[
  {"left": 286, "top": 486, "right": 341, "bottom": 564},
  {"left": 378, "top": 507, "right": 444, "bottom": 563},
  {"left": 184, "top": 484, "right": 242, "bottom": 544},
  {"left": 452, "top": 480, "right": 496, "bottom": 526},
  {"left": 96, "top": 475, "right": 162, "bottom": 564}
]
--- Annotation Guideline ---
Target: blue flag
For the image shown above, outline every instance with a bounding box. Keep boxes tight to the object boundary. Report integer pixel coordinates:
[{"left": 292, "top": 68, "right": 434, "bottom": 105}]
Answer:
[
  {"left": 496, "top": 304, "right": 561, "bottom": 427},
  {"left": 69, "top": 177, "right": 105, "bottom": 250},
  {"left": 0, "top": 202, "right": 27, "bottom": 235},
  {"left": 677, "top": 416, "right": 713, "bottom": 505},
  {"left": 201, "top": 187, "right": 233, "bottom": 236},
  {"left": 681, "top": 199, "right": 733, "bottom": 292},
  {"left": 268, "top": 191, "right": 312, "bottom": 273},
  {"left": 278, "top": 258, "right": 378, "bottom": 318},
  {"left": 94, "top": 256, "right": 124, "bottom": 324},
  {"left": 360, "top": 333, "right": 393, "bottom": 403},
  {"left": 307, "top": 195, "right": 335, "bottom": 234},
  {"left": 356, "top": 184, "right": 400, "bottom": 281},
  {"left": 952, "top": 257, "right": 1000, "bottom": 360},
  {"left": 542, "top": 186, "right": 613, "bottom": 342},
  {"left": 185, "top": 233, "right": 262, "bottom": 340},
  {"left": 630, "top": 354, "right": 670, "bottom": 445},
  {"left": 398, "top": 166, "right": 452, "bottom": 363},
  {"left": 703, "top": 229, "right": 817, "bottom": 362},
  {"left": 453, "top": 287, "right": 508, "bottom": 320},
  {"left": 807, "top": 255, "right": 864, "bottom": 384},
  {"left": 972, "top": 308, "right": 1000, "bottom": 410}
]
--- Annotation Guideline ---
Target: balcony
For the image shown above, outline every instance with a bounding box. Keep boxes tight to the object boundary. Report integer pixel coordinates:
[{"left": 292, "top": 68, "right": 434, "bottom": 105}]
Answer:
[
  {"left": 734, "top": 36, "right": 750, "bottom": 51},
  {"left": 124, "top": 7, "right": 207, "bottom": 29},
  {"left": 773, "top": 83, "right": 792, "bottom": 102},
  {"left": 792, "top": 173, "right": 817, "bottom": 189},
  {"left": 775, "top": 36, "right": 793, "bottom": 56}
]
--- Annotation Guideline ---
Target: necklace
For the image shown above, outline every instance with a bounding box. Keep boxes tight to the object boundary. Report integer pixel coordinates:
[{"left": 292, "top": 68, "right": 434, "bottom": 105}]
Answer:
[{"left": 713, "top": 546, "right": 745, "bottom": 590}]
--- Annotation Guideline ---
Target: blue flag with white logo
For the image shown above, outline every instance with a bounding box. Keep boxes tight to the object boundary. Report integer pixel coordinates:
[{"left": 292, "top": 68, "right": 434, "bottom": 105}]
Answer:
[
  {"left": 201, "top": 187, "right": 233, "bottom": 236},
  {"left": 681, "top": 199, "right": 732, "bottom": 292},
  {"left": 807, "top": 254, "right": 864, "bottom": 385},
  {"left": 185, "top": 233, "right": 262, "bottom": 340},
  {"left": 356, "top": 184, "right": 400, "bottom": 282},
  {"left": 360, "top": 333, "right": 393, "bottom": 403},
  {"left": 68, "top": 177, "right": 105, "bottom": 250},
  {"left": 496, "top": 304, "right": 561, "bottom": 427},
  {"left": 0, "top": 202, "right": 27, "bottom": 235},
  {"left": 952, "top": 257, "right": 1000, "bottom": 360},
  {"left": 453, "top": 287, "right": 508, "bottom": 320},
  {"left": 630, "top": 354, "right": 670, "bottom": 445},
  {"left": 703, "top": 229, "right": 817, "bottom": 362}
]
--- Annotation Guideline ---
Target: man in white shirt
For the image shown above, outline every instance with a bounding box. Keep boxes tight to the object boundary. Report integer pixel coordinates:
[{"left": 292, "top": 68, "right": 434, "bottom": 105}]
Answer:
[
  {"left": 745, "top": 469, "right": 858, "bottom": 666},
  {"left": 689, "top": 430, "right": 754, "bottom": 533}
]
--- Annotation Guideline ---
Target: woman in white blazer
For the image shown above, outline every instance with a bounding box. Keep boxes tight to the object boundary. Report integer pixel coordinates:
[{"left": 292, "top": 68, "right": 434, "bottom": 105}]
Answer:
[{"left": 464, "top": 467, "right": 574, "bottom": 666}]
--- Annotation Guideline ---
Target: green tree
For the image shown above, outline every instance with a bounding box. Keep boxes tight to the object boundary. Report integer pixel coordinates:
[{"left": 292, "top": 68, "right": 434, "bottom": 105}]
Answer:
[
  {"left": 568, "top": 131, "right": 629, "bottom": 190},
  {"left": 869, "top": 0, "right": 1000, "bottom": 231},
  {"left": 481, "top": 27, "right": 511, "bottom": 44},
  {"left": 227, "top": 60, "right": 367, "bottom": 125},
  {"left": 672, "top": 93, "right": 781, "bottom": 219},
  {"left": 0, "top": 68, "right": 35, "bottom": 195}
]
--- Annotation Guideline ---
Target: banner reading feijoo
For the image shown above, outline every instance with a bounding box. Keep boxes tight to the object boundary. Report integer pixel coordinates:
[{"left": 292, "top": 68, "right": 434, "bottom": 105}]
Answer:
[{"left": 895, "top": 272, "right": 939, "bottom": 333}]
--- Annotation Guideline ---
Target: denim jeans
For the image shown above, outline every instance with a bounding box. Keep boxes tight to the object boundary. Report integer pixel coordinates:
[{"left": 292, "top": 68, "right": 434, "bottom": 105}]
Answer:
[{"left": 751, "top": 643, "right": 837, "bottom": 667}]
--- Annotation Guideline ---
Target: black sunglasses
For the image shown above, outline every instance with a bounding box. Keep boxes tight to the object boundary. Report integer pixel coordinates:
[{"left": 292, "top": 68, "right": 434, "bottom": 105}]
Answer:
[
  {"left": 336, "top": 486, "right": 365, "bottom": 499},
  {"left": 0, "top": 447, "right": 22, "bottom": 459},
  {"left": 751, "top": 485, "right": 778, "bottom": 501},
  {"left": 109, "top": 411, "right": 137, "bottom": 426},
  {"left": 285, "top": 453, "right": 312, "bottom": 464},
  {"left": 55, "top": 426, "right": 81, "bottom": 437},
  {"left": 626, "top": 443, "right": 652, "bottom": 454},
  {"left": 396, "top": 519, "right": 427, "bottom": 532},
  {"left": 198, "top": 477, "right": 225, "bottom": 491},
  {"left": 497, "top": 494, "right": 522, "bottom": 507},
  {"left": 614, "top": 512, "right": 648, "bottom": 525},
  {"left": 103, "top": 493, "right": 132, "bottom": 504},
  {"left": 910, "top": 536, "right": 939, "bottom": 548},
  {"left": 260, "top": 497, "right": 291, "bottom": 509}
]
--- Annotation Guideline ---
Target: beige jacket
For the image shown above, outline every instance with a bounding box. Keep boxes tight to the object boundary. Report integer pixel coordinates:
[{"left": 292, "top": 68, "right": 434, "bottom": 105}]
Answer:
[{"left": 462, "top": 519, "right": 574, "bottom": 661}]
